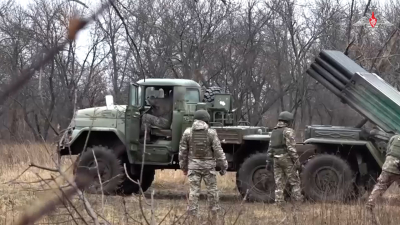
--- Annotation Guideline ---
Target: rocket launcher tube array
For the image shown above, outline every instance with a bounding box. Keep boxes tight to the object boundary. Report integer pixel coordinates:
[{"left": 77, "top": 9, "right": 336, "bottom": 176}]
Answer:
[
  {"left": 311, "top": 63, "right": 345, "bottom": 91},
  {"left": 307, "top": 68, "right": 342, "bottom": 96},
  {"left": 315, "top": 57, "right": 349, "bottom": 85},
  {"left": 319, "top": 50, "right": 368, "bottom": 79},
  {"left": 306, "top": 50, "right": 400, "bottom": 134}
]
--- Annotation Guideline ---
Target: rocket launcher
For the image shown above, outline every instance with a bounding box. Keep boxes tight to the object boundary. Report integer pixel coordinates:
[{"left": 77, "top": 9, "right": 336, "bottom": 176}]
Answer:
[{"left": 306, "top": 50, "right": 400, "bottom": 134}]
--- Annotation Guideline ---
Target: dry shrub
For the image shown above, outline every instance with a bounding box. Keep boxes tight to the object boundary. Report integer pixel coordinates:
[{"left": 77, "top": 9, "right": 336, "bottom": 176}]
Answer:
[
  {"left": 153, "top": 169, "right": 237, "bottom": 193},
  {"left": 0, "top": 143, "right": 75, "bottom": 182},
  {"left": 0, "top": 142, "right": 400, "bottom": 224},
  {"left": 0, "top": 142, "right": 53, "bottom": 166}
]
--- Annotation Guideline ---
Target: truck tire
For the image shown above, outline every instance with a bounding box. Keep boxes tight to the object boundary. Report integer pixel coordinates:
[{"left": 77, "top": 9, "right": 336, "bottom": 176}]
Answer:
[
  {"left": 203, "top": 86, "right": 222, "bottom": 103},
  {"left": 301, "top": 154, "right": 353, "bottom": 202},
  {"left": 75, "top": 145, "right": 124, "bottom": 195},
  {"left": 117, "top": 167, "right": 155, "bottom": 195},
  {"left": 237, "top": 153, "right": 275, "bottom": 202}
]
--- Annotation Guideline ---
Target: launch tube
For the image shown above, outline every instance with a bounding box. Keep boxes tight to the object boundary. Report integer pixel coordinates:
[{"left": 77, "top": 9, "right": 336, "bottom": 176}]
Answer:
[{"left": 311, "top": 63, "right": 345, "bottom": 91}]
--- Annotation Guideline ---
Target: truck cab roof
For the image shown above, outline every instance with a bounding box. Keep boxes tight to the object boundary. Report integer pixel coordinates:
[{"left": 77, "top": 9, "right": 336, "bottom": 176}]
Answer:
[{"left": 136, "top": 78, "right": 201, "bottom": 87}]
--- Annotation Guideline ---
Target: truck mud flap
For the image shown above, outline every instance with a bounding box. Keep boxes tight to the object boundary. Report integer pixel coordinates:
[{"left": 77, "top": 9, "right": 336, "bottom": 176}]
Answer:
[{"left": 306, "top": 50, "right": 400, "bottom": 134}]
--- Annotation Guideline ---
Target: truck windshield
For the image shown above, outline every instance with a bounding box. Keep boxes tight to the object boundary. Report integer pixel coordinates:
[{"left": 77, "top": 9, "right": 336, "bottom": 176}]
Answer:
[{"left": 185, "top": 88, "right": 200, "bottom": 103}]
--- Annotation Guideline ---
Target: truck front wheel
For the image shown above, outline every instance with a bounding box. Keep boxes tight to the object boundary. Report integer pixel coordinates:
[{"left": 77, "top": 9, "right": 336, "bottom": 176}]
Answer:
[
  {"left": 117, "top": 166, "right": 155, "bottom": 195},
  {"left": 75, "top": 145, "right": 124, "bottom": 195},
  {"left": 301, "top": 154, "right": 353, "bottom": 202},
  {"left": 236, "top": 153, "right": 275, "bottom": 202}
]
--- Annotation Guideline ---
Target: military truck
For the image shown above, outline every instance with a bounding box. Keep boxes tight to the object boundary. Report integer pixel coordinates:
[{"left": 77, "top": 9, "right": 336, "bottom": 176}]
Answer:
[
  {"left": 57, "top": 78, "right": 280, "bottom": 202},
  {"left": 58, "top": 50, "right": 396, "bottom": 203},
  {"left": 296, "top": 50, "right": 399, "bottom": 202}
]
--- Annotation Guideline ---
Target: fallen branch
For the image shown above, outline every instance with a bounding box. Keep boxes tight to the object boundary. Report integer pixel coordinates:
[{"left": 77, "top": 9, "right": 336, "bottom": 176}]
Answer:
[
  {"left": 47, "top": 175, "right": 87, "bottom": 225},
  {"left": 77, "top": 190, "right": 100, "bottom": 225},
  {"left": 123, "top": 163, "right": 151, "bottom": 225}
]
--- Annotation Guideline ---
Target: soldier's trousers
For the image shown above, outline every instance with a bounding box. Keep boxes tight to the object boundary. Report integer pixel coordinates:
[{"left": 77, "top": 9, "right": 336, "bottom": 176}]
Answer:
[
  {"left": 141, "top": 114, "right": 170, "bottom": 133},
  {"left": 366, "top": 170, "right": 400, "bottom": 208},
  {"left": 187, "top": 169, "right": 220, "bottom": 215},
  {"left": 273, "top": 156, "right": 303, "bottom": 203}
]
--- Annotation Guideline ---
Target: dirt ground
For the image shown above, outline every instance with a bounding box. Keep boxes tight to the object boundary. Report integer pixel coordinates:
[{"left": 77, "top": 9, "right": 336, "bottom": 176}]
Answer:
[{"left": 1, "top": 143, "right": 400, "bottom": 225}]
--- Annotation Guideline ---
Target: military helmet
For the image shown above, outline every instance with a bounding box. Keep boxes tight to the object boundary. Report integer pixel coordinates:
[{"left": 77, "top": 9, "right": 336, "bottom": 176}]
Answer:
[
  {"left": 278, "top": 111, "right": 294, "bottom": 122},
  {"left": 194, "top": 109, "right": 210, "bottom": 122}
]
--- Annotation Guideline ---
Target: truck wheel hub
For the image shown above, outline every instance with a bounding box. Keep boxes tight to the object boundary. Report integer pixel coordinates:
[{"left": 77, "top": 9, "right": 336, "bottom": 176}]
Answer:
[
  {"left": 314, "top": 167, "right": 339, "bottom": 193},
  {"left": 252, "top": 167, "right": 274, "bottom": 192},
  {"left": 87, "top": 160, "right": 111, "bottom": 189}
]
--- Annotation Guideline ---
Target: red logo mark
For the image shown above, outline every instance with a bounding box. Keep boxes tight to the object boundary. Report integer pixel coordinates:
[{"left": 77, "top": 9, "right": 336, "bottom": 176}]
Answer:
[{"left": 369, "top": 12, "right": 377, "bottom": 27}]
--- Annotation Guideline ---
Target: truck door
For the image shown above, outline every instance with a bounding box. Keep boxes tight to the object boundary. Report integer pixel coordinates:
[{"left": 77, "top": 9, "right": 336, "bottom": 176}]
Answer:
[{"left": 125, "top": 83, "right": 141, "bottom": 153}]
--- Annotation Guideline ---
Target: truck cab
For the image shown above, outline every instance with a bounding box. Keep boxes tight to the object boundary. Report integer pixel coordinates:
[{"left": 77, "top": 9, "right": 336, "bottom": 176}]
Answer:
[
  {"left": 125, "top": 79, "right": 203, "bottom": 167},
  {"left": 57, "top": 78, "right": 272, "bottom": 197}
]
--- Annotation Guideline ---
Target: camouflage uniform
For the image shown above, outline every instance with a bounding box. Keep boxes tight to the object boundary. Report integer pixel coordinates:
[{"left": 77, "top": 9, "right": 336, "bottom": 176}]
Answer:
[
  {"left": 179, "top": 116, "right": 228, "bottom": 216},
  {"left": 141, "top": 95, "right": 173, "bottom": 133},
  {"left": 366, "top": 134, "right": 400, "bottom": 209},
  {"left": 267, "top": 118, "right": 303, "bottom": 204}
]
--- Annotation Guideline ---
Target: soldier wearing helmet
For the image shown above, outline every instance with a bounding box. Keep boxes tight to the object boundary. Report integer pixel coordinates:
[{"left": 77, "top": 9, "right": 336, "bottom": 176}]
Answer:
[
  {"left": 179, "top": 109, "right": 228, "bottom": 220},
  {"left": 366, "top": 134, "right": 400, "bottom": 210},
  {"left": 266, "top": 111, "right": 303, "bottom": 206}
]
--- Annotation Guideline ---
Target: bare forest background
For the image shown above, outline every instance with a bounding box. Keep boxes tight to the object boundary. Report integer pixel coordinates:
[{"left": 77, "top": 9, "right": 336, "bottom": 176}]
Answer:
[{"left": 0, "top": 0, "right": 399, "bottom": 142}]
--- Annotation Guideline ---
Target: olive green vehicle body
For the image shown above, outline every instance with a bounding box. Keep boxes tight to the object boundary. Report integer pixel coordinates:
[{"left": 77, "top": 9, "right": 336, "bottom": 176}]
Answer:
[{"left": 58, "top": 78, "right": 271, "bottom": 172}]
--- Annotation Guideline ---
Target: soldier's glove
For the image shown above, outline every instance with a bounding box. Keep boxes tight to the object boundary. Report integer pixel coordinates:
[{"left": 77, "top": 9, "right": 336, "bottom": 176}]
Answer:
[
  {"left": 266, "top": 161, "right": 272, "bottom": 171},
  {"left": 219, "top": 170, "right": 226, "bottom": 176}
]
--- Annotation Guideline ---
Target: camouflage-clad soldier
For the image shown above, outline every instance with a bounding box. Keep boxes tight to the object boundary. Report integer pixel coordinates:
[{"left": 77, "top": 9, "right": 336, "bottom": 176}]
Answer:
[
  {"left": 179, "top": 109, "right": 228, "bottom": 218},
  {"left": 366, "top": 134, "right": 400, "bottom": 210},
  {"left": 266, "top": 111, "right": 303, "bottom": 205},
  {"left": 141, "top": 94, "right": 173, "bottom": 134}
]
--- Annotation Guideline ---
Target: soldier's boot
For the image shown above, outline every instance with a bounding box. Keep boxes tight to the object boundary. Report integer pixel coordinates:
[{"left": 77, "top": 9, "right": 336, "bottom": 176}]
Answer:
[
  {"left": 274, "top": 188, "right": 286, "bottom": 210},
  {"left": 273, "top": 201, "right": 287, "bottom": 211},
  {"left": 187, "top": 212, "right": 200, "bottom": 224},
  {"left": 365, "top": 201, "right": 374, "bottom": 211},
  {"left": 208, "top": 212, "right": 222, "bottom": 225},
  {"left": 292, "top": 194, "right": 304, "bottom": 211},
  {"left": 210, "top": 213, "right": 218, "bottom": 225},
  {"left": 365, "top": 205, "right": 380, "bottom": 224},
  {"left": 365, "top": 192, "right": 377, "bottom": 211},
  {"left": 207, "top": 204, "right": 224, "bottom": 225}
]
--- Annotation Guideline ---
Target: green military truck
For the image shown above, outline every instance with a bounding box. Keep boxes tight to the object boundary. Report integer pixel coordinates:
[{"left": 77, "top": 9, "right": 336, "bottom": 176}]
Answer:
[
  {"left": 57, "top": 50, "right": 396, "bottom": 203},
  {"left": 297, "top": 50, "right": 398, "bottom": 202},
  {"left": 57, "top": 78, "right": 279, "bottom": 202}
]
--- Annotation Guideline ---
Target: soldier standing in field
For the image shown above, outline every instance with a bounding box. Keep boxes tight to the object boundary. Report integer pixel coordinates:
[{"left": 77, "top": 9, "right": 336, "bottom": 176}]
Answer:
[
  {"left": 266, "top": 111, "right": 303, "bottom": 206},
  {"left": 179, "top": 109, "right": 228, "bottom": 221},
  {"left": 366, "top": 134, "right": 400, "bottom": 210}
]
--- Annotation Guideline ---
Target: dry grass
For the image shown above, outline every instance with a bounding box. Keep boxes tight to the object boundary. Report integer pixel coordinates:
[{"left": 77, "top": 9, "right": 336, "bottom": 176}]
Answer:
[{"left": 0, "top": 143, "right": 400, "bottom": 225}]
